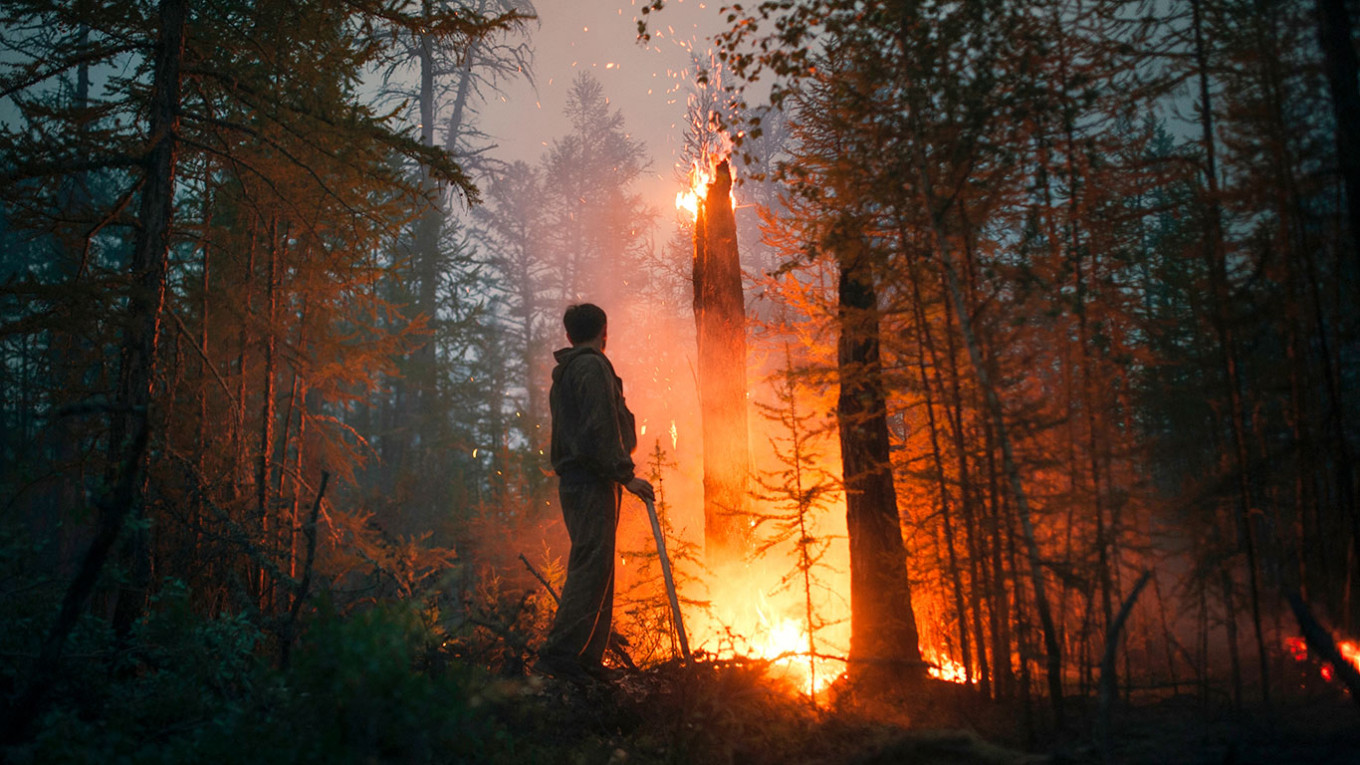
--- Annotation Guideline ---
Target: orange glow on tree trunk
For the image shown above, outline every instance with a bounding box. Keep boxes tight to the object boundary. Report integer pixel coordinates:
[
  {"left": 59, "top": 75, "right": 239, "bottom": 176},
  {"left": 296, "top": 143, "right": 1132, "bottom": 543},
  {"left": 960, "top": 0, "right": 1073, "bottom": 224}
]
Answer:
[{"left": 689, "top": 157, "right": 751, "bottom": 562}]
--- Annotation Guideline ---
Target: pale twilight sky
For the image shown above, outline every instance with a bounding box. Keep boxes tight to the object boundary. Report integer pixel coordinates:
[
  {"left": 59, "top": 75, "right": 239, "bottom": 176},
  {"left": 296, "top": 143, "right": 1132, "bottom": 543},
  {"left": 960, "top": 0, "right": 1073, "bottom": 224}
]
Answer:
[{"left": 477, "top": 0, "right": 729, "bottom": 213}]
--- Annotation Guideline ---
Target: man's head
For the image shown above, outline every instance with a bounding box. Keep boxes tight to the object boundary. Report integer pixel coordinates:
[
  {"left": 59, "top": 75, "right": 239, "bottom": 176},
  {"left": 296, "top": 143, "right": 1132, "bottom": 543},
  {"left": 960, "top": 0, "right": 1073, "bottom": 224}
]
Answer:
[{"left": 563, "top": 303, "right": 607, "bottom": 347}]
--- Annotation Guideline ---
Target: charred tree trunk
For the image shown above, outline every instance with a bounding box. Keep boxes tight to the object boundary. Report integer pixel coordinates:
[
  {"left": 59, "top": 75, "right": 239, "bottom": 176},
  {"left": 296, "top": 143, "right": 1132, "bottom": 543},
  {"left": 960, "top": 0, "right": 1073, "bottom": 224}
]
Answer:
[
  {"left": 952, "top": 203, "right": 992, "bottom": 698},
  {"left": 195, "top": 166, "right": 213, "bottom": 582},
  {"left": 943, "top": 255, "right": 1064, "bottom": 725},
  {"left": 1308, "top": 0, "right": 1360, "bottom": 622},
  {"left": 402, "top": 11, "right": 444, "bottom": 492},
  {"left": 1221, "top": 566, "right": 1244, "bottom": 708},
  {"left": 1098, "top": 571, "right": 1153, "bottom": 763},
  {"left": 111, "top": 0, "right": 191, "bottom": 638},
  {"left": 232, "top": 217, "right": 257, "bottom": 607},
  {"left": 255, "top": 216, "right": 280, "bottom": 612},
  {"left": 691, "top": 160, "right": 750, "bottom": 562},
  {"left": 836, "top": 233, "right": 925, "bottom": 684},
  {"left": 985, "top": 412, "right": 1014, "bottom": 698}
]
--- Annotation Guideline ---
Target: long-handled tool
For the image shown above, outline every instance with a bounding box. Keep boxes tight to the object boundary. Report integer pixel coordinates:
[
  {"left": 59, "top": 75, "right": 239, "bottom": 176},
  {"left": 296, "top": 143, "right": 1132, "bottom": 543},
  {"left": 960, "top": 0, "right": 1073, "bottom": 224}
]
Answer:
[{"left": 643, "top": 498, "right": 691, "bottom": 663}]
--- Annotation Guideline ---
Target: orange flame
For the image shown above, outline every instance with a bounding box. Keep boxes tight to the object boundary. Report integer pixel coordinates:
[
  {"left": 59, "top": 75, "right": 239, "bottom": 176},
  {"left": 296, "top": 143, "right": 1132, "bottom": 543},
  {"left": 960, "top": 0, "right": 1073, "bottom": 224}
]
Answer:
[
  {"left": 687, "top": 584, "right": 844, "bottom": 700},
  {"left": 750, "top": 601, "right": 841, "bottom": 697},
  {"left": 1284, "top": 635, "right": 1360, "bottom": 686},
  {"left": 674, "top": 150, "right": 737, "bottom": 222},
  {"left": 924, "top": 647, "right": 973, "bottom": 684},
  {"left": 675, "top": 161, "right": 715, "bottom": 221}
]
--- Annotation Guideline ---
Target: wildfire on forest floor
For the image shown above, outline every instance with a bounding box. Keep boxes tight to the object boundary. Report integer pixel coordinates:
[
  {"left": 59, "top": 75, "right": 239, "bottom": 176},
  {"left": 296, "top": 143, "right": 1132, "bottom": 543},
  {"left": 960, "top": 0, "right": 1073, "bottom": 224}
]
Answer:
[{"left": 676, "top": 585, "right": 975, "bottom": 702}]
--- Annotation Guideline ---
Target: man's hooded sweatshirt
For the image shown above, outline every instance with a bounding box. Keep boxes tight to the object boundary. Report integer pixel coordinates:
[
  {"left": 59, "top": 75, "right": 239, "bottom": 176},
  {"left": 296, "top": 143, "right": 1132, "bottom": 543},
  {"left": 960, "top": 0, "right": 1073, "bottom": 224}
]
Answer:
[{"left": 549, "top": 345, "right": 638, "bottom": 484}]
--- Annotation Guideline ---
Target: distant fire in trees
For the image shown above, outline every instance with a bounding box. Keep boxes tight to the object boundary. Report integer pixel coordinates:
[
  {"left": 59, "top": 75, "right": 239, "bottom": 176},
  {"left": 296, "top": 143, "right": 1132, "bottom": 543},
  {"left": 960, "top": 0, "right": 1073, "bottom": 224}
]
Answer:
[{"left": 1284, "top": 635, "right": 1360, "bottom": 688}]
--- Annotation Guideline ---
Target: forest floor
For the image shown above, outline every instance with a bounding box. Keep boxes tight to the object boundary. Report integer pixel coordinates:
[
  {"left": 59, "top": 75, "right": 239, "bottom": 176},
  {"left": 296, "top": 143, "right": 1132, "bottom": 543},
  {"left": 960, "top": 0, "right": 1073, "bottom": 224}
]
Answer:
[
  {"left": 477, "top": 660, "right": 1360, "bottom": 764},
  {"left": 7, "top": 596, "right": 1357, "bottom": 764}
]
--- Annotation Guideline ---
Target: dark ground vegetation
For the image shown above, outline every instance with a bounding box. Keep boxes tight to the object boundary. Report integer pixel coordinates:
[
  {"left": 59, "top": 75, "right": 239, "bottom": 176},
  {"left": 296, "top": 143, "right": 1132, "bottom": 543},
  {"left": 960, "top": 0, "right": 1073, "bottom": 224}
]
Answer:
[{"left": 3, "top": 571, "right": 1356, "bottom": 765}]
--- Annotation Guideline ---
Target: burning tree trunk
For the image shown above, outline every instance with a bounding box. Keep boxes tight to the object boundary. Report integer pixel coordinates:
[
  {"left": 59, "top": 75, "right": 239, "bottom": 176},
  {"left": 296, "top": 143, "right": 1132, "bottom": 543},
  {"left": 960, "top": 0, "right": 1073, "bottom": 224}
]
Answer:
[{"left": 691, "top": 159, "right": 751, "bottom": 561}]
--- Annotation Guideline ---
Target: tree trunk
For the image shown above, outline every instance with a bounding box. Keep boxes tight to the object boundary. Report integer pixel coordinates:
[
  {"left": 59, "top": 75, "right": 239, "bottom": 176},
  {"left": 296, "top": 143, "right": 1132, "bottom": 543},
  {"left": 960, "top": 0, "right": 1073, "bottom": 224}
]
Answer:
[
  {"left": 946, "top": 256, "right": 1064, "bottom": 725},
  {"left": 836, "top": 232, "right": 925, "bottom": 683},
  {"left": 1098, "top": 571, "right": 1153, "bottom": 763},
  {"left": 1221, "top": 566, "right": 1244, "bottom": 708},
  {"left": 1304, "top": 0, "right": 1360, "bottom": 623},
  {"left": 985, "top": 413, "right": 1014, "bottom": 698},
  {"left": 907, "top": 262, "right": 971, "bottom": 683},
  {"left": 916, "top": 155, "right": 1064, "bottom": 723},
  {"left": 692, "top": 160, "right": 751, "bottom": 562},
  {"left": 404, "top": 10, "right": 443, "bottom": 489},
  {"left": 110, "top": 0, "right": 190, "bottom": 639},
  {"left": 256, "top": 216, "right": 279, "bottom": 612},
  {"left": 951, "top": 203, "right": 992, "bottom": 698}
]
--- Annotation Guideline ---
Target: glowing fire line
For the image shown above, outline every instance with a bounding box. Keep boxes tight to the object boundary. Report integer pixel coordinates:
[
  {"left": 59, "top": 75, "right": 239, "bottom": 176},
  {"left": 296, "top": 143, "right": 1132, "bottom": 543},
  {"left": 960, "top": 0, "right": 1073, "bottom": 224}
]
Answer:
[
  {"left": 924, "top": 647, "right": 974, "bottom": 684},
  {"left": 691, "top": 603, "right": 975, "bottom": 699}
]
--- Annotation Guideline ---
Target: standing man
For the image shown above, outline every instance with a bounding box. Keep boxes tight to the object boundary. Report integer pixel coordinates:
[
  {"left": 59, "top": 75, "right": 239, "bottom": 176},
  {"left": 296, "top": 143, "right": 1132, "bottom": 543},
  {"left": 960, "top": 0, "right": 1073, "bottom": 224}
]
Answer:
[{"left": 536, "top": 303, "right": 654, "bottom": 683}]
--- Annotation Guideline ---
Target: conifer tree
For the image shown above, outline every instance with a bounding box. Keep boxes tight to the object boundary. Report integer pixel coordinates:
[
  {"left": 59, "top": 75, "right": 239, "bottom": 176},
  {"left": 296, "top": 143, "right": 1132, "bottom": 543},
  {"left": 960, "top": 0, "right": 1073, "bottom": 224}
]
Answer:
[
  {"left": 750, "top": 343, "right": 840, "bottom": 701},
  {"left": 541, "top": 72, "right": 653, "bottom": 308}
]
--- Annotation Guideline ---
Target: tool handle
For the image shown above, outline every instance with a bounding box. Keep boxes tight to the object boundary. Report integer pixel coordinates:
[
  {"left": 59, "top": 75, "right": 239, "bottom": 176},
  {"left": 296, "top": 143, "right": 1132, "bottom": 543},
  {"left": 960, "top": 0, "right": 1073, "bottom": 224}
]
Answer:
[{"left": 644, "top": 498, "right": 692, "bottom": 663}]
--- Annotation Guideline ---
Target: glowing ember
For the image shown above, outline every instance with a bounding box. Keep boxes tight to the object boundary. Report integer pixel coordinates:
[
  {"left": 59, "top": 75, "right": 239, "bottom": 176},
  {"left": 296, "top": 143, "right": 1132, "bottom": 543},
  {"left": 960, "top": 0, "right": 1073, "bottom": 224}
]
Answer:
[
  {"left": 1283, "top": 635, "right": 1360, "bottom": 685},
  {"left": 1284, "top": 635, "right": 1308, "bottom": 662},
  {"left": 1340, "top": 641, "right": 1360, "bottom": 672}
]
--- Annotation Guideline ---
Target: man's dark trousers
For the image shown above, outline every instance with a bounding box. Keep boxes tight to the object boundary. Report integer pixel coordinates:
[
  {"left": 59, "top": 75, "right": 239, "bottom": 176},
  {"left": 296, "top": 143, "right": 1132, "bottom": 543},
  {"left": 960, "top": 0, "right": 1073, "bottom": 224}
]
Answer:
[{"left": 543, "top": 475, "right": 620, "bottom": 666}]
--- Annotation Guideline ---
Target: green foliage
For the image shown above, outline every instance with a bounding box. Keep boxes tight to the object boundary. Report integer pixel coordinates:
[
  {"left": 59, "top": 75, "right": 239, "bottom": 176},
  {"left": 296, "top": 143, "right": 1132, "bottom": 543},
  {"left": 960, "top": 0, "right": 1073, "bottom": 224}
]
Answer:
[
  {"left": 8, "top": 587, "right": 513, "bottom": 764},
  {"left": 276, "top": 600, "right": 504, "bottom": 763},
  {"left": 449, "top": 564, "right": 554, "bottom": 675}
]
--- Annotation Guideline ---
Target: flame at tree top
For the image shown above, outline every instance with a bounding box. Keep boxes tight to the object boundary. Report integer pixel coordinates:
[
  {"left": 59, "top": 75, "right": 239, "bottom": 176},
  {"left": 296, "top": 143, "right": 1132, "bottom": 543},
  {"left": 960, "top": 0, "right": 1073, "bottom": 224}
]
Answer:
[
  {"left": 675, "top": 140, "right": 737, "bottom": 221},
  {"left": 675, "top": 161, "right": 714, "bottom": 220}
]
